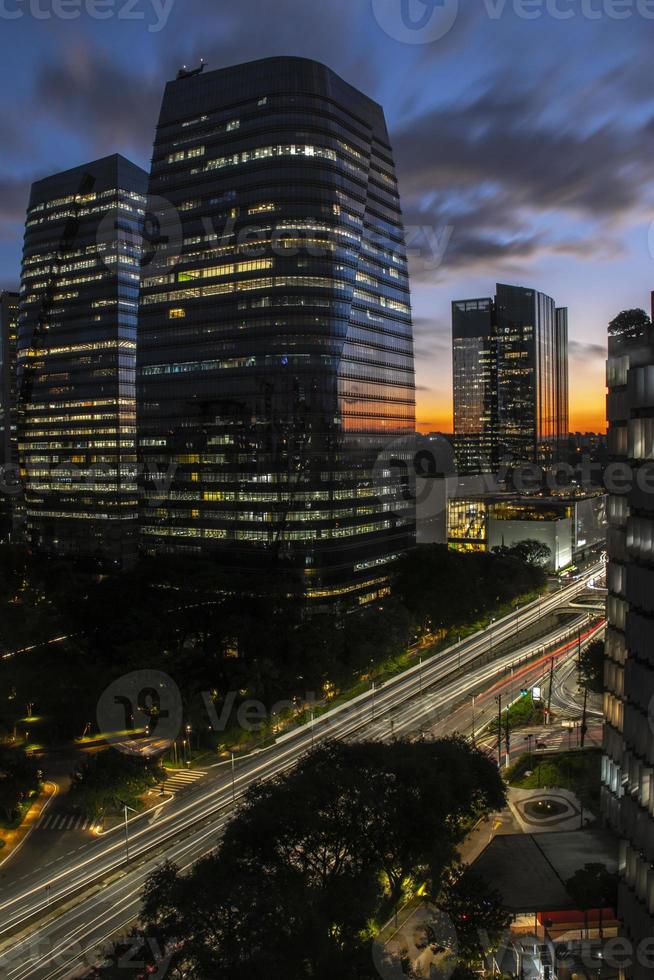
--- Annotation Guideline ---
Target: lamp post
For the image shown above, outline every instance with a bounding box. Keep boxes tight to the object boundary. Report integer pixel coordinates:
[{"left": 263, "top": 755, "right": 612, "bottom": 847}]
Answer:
[
  {"left": 231, "top": 751, "right": 236, "bottom": 802},
  {"left": 471, "top": 695, "right": 476, "bottom": 745},
  {"left": 186, "top": 724, "right": 192, "bottom": 763},
  {"left": 120, "top": 801, "right": 137, "bottom": 864}
]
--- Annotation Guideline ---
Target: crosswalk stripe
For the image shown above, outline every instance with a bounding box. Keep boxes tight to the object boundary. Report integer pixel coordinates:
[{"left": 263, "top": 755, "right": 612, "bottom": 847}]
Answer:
[{"left": 40, "top": 814, "right": 52, "bottom": 829}]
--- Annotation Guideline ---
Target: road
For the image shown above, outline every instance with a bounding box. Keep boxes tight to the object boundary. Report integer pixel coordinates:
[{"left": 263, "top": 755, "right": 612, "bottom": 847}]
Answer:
[{"left": 0, "top": 561, "right": 605, "bottom": 978}]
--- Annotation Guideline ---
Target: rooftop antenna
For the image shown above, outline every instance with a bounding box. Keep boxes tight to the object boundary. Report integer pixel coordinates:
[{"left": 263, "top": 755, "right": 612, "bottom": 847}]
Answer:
[{"left": 177, "top": 59, "right": 206, "bottom": 81}]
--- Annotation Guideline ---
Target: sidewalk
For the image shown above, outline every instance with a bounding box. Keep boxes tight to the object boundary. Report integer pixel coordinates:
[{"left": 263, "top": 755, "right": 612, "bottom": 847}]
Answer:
[{"left": 0, "top": 781, "right": 57, "bottom": 868}]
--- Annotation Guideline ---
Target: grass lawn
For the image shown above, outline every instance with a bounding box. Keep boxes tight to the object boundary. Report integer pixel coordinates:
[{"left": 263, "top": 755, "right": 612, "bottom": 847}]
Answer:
[{"left": 506, "top": 748, "right": 602, "bottom": 813}]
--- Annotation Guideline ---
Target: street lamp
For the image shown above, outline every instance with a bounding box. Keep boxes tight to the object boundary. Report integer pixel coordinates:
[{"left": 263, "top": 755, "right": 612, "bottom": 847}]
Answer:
[
  {"left": 231, "top": 751, "right": 236, "bottom": 802},
  {"left": 119, "top": 800, "right": 137, "bottom": 863},
  {"left": 186, "top": 725, "right": 192, "bottom": 763}
]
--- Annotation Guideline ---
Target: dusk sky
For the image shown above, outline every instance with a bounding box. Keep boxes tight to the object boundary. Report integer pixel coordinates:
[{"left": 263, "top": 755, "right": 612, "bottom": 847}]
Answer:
[{"left": 2, "top": 0, "right": 654, "bottom": 433}]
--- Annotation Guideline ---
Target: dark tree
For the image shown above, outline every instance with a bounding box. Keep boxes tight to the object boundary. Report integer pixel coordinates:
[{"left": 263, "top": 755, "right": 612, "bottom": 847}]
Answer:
[
  {"left": 431, "top": 866, "right": 511, "bottom": 965},
  {"left": 608, "top": 308, "right": 650, "bottom": 338},
  {"left": 492, "top": 539, "right": 552, "bottom": 568},
  {"left": 93, "top": 739, "right": 505, "bottom": 979},
  {"left": 579, "top": 639, "right": 604, "bottom": 694},
  {"left": 0, "top": 747, "right": 40, "bottom": 824}
]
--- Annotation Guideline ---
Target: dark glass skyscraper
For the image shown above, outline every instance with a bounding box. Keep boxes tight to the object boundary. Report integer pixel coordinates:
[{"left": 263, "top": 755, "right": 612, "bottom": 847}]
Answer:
[
  {"left": 0, "top": 290, "right": 19, "bottom": 472},
  {"left": 603, "top": 305, "right": 654, "bottom": 969},
  {"left": 17, "top": 155, "right": 147, "bottom": 567},
  {"left": 0, "top": 290, "right": 19, "bottom": 539},
  {"left": 452, "top": 283, "right": 568, "bottom": 474},
  {"left": 451, "top": 297, "right": 497, "bottom": 474},
  {"left": 138, "top": 57, "right": 415, "bottom": 606}
]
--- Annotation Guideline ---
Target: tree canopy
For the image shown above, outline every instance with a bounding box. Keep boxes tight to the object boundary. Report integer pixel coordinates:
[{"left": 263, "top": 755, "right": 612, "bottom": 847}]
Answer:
[
  {"left": 608, "top": 308, "right": 651, "bottom": 338},
  {"left": 93, "top": 738, "right": 505, "bottom": 979}
]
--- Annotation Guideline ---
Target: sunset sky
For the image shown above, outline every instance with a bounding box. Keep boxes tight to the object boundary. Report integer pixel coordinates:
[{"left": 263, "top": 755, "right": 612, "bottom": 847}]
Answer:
[{"left": 1, "top": 1, "right": 653, "bottom": 434}]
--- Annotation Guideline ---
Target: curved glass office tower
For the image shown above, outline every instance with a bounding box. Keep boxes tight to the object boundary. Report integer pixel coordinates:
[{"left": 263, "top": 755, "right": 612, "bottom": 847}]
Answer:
[{"left": 139, "top": 57, "right": 415, "bottom": 606}]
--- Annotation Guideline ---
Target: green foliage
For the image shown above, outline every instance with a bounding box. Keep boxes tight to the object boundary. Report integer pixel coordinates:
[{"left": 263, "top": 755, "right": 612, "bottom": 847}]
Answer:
[
  {"left": 94, "top": 739, "right": 505, "bottom": 979},
  {"left": 69, "top": 750, "right": 165, "bottom": 819},
  {"left": 579, "top": 639, "right": 604, "bottom": 694},
  {"left": 397, "top": 545, "right": 546, "bottom": 636},
  {"left": 506, "top": 748, "right": 601, "bottom": 812},
  {"left": 608, "top": 308, "right": 651, "bottom": 338},
  {"left": 492, "top": 538, "right": 552, "bottom": 568},
  {"left": 489, "top": 695, "right": 544, "bottom": 735},
  {"left": 0, "top": 745, "right": 40, "bottom": 825}
]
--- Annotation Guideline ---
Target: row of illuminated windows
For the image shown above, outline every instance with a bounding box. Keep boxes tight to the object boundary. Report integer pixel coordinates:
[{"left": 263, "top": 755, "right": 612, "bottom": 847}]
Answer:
[
  {"left": 27, "top": 188, "right": 144, "bottom": 215},
  {"left": 23, "top": 397, "right": 131, "bottom": 412},
  {"left": 26, "top": 483, "right": 136, "bottom": 494},
  {"left": 142, "top": 519, "right": 391, "bottom": 542},
  {"left": 182, "top": 219, "right": 362, "bottom": 251},
  {"left": 151, "top": 484, "right": 404, "bottom": 504},
  {"left": 20, "top": 441, "right": 126, "bottom": 450},
  {"left": 139, "top": 466, "right": 405, "bottom": 485},
  {"left": 141, "top": 275, "right": 351, "bottom": 306},
  {"left": 25, "top": 509, "right": 135, "bottom": 520},
  {"left": 142, "top": 258, "right": 274, "bottom": 289},
  {"left": 20, "top": 426, "right": 133, "bottom": 437},
  {"left": 18, "top": 340, "right": 135, "bottom": 361}
]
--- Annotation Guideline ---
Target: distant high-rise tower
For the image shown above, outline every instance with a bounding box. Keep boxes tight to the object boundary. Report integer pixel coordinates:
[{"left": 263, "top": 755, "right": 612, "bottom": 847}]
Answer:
[
  {"left": 17, "top": 155, "right": 147, "bottom": 567},
  {"left": 0, "top": 290, "right": 19, "bottom": 539},
  {"left": 0, "top": 290, "right": 18, "bottom": 471},
  {"left": 602, "top": 300, "right": 654, "bottom": 971},
  {"left": 452, "top": 283, "right": 568, "bottom": 474},
  {"left": 451, "top": 297, "right": 497, "bottom": 474},
  {"left": 138, "top": 57, "right": 415, "bottom": 606}
]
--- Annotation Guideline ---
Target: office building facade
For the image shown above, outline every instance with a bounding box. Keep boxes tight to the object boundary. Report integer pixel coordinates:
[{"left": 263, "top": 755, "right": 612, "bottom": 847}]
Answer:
[
  {"left": 602, "top": 303, "right": 654, "bottom": 970},
  {"left": 452, "top": 283, "right": 568, "bottom": 474},
  {"left": 138, "top": 57, "right": 416, "bottom": 606},
  {"left": 17, "top": 155, "right": 147, "bottom": 567},
  {"left": 451, "top": 297, "right": 497, "bottom": 474},
  {"left": 0, "top": 291, "right": 19, "bottom": 471},
  {"left": 0, "top": 291, "right": 19, "bottom": 539}
]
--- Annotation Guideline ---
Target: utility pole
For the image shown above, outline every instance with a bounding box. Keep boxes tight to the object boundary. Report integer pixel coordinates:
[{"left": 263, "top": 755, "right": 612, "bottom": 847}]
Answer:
[
  {"left": 231, "top": 751, "right": 236, "bottom": 802},
  {"left": 471, "top": 695, "right": 476, "bottom": 745},
  {"left": 497, "top": 694, "right": 502, "bottom": 766},
  {"left": 120, "top": 801, "right": 137, "bottom": 864},
  {"left": 546, "top": 657, "right": 554, "bottom": 726},
  {"left": 580, "top": 687, "right": 588, "bottom": 749},
  {"left": 504, "top": 706, "right": 511, "bottom": 767}
]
